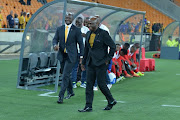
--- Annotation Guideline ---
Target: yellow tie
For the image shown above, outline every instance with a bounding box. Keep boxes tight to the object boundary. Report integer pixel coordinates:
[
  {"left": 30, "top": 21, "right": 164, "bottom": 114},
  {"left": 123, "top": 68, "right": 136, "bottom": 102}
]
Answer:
[
  {"left": 64, "top": 26, "right": 68, "bottom": 53},
  {"left": 89, "top": 33, "right": 96, "bottom": 48}
]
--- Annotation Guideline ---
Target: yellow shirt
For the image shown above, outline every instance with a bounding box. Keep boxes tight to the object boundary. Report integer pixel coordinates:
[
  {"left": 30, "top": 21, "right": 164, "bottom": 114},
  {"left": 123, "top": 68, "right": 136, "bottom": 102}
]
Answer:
[
  {"left": 19, "top": 16, "right": 26, "bottom": 27},
  {"left": 89, "top": 33, "right": 96, "bottom": 48},
  {"left": 26, "top": 17, "right": 30, "bottom": 23},
  {"left": 172, "top": 40, "right": 179, "bottom": 47},
  {"left": 166, "top": 39, "right": 173, "bottom": 47}
]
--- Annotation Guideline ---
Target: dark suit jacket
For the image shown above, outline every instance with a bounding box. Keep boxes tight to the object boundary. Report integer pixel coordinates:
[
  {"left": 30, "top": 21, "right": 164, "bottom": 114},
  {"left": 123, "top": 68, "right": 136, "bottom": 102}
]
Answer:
[
  {"left": 82, "top": 28, "right": 116, "bottom": 66},
  {"left": 53, "top": 24, "right": 84, "bottom": 63}
]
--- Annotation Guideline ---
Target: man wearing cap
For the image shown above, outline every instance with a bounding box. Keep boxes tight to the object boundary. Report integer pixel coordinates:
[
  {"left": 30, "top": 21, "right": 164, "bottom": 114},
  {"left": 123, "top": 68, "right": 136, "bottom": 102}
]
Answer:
[
  {"left": 78, "top": 16, "right": 116, "bottom": 112},
  {"left": 53, "top": 13, "right": 84, "bottom": 104}
]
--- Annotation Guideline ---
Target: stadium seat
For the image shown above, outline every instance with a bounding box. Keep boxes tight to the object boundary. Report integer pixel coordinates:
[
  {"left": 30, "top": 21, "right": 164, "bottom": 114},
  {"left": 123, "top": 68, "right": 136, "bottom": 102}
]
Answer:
[
  {"left": 39, "top": 52, "right": 48, "bottom": 68},
  {"left": 140, "top": 47, "right": 155, "bottom": 72},
  {"left": 140, "top": 47, "right": 149, "bottom": 72},
  {"left": 34, "top": 52, "right": 52, "bottom": 74},
  {"left": 149, "top": 58, "right": 155, "bottom": 71}
]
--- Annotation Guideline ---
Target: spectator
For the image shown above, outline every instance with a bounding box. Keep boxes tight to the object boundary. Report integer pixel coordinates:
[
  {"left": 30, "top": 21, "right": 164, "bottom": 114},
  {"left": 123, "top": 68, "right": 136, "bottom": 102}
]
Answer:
[
  {"left": 21, "top": 10, "right": 24, "bottom": 16},
  {"left": 0, "top": 9, "right": 3, "bottom": 31},
  {"left": 135, "top": 22, "right": 140, "bottom": 34},
  {"left": 19, "top": 0, "right": 26, "bottom": 5},
  {"left": 26, "top": 13, "right": 30, "bottom": 25},
  {"left": 19, "top": 12, "right": 26, "bottom": 32},
  {"left": 27, "top": 0, "right": 31, "bottom": 5},
  {"left": 144, "top": 16, "right": 147, "bottom": 25},
  {"left": 14, "top": 14, "right": 19, "bottom": 32},
  {"left": 7, "top": 11, "right": 14, "bottom": 32},
  {"left": 145, "top": 21, "right": 150, "bottom": 33}
]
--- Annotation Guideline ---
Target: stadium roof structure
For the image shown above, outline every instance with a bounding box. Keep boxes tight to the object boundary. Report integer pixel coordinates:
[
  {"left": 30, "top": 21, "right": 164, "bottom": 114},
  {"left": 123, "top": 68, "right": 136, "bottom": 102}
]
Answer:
[{"left": 17, "top": 0, "right": 146, "bottom": 92}]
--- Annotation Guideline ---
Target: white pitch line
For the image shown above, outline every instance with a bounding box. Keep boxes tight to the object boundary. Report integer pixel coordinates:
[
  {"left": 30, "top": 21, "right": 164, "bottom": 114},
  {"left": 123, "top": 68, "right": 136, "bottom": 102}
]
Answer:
[
  {"left": 38, "top": 92, "right": 58, "bottom": 97},
  {"left": 176, "top": 74, "right": 180, "bottom": 75},
  {"left": 161, "top": 105, "right": 180, "bottom": 108},
  {"left": 102, "top": 100, "right": 126, "bottom": 103}
]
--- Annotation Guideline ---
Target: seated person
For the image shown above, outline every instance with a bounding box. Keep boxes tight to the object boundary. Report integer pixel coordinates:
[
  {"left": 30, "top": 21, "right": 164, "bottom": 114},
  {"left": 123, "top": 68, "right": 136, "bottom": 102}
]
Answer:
[
  {"left": 166, "top": 36, "right": 173, "bottom": 47},
  {"left": 129, "top": 46, "right": 144, "bottom": 76},
  {"left": 119, "top": 49, "right": 139, "bottom": 77},
  {"left": 172, "top": 38, "right": 179, "bottom": 47},
  {"left": 111, "top": 44, "right": 122, "bottom": 78}
]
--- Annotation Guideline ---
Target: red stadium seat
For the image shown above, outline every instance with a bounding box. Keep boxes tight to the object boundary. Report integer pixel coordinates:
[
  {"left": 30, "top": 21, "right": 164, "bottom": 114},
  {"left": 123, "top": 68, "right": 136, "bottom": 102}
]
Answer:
[{"left": 140, "top": 48, "right": 155, "bottom": 72}]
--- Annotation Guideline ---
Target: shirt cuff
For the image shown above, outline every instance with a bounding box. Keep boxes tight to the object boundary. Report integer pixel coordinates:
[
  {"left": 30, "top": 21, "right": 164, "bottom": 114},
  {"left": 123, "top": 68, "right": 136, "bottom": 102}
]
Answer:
[{"left": 80, "top": 56, "right": 83, "bottom": 59}]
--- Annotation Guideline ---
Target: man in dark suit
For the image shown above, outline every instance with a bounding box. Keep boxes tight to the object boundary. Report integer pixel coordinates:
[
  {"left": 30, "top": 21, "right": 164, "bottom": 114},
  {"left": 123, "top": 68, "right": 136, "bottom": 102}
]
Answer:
[
  {"left": 78, "top": 17, "right": 116, "bottom": 112},
  {"left": 53, "top": 13, "right": 84, "bottom": 104}
]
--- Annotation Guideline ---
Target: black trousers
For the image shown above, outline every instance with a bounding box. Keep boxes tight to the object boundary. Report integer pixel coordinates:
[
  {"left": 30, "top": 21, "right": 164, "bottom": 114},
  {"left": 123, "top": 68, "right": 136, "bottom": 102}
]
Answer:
[
  {"left": 59, "top": 53, "right": 75, "bottom": 98},
  {"left": 85, "top": 62, "right": 115, "bottom": 108}
]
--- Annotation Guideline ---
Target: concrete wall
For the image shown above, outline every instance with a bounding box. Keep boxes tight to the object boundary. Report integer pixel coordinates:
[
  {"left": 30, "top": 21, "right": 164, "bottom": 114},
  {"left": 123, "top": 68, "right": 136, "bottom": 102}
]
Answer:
[{"left": 0, "top": 32, "right": 23, "bottom": 53}]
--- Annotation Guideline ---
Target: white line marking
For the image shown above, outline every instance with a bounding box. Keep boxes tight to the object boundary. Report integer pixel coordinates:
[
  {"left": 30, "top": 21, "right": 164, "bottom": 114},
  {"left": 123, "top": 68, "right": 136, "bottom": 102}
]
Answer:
[
  {"left": 161, "top": 105, "right": 180, "bottom": 108},
  {"left": 38, "top": 92, "right": 58, "bottom": 97},
  {"left": 176, "top": 74, "right": 180, "bottom": 75},
  {"left": 102, "top": 100, "right": 126, "bottom": 103}
]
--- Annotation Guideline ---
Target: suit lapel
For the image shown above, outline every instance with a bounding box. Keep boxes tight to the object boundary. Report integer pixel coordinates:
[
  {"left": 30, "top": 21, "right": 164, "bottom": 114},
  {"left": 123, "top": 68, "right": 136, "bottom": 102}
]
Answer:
[
  {"left": 62, "top": 25, "right": 65, "bottom": 44},
  {"left": 86, "top": 32, "right": 91, "bottom": 48},
  {"left": 94, "top": 33, "right": 99, "bottom": 42}
]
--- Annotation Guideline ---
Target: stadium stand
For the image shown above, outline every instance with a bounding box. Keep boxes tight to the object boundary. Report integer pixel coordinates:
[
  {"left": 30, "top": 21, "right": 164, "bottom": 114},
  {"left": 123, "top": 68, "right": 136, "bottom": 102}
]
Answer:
[
  {"left": 170, "top": 0, "right": 180, "bottom": 6},
  {"left": 0, "top": 0, "right": 43, "bottom": 28},
  {"left": 81, "top": 0, "right": 174, "bottom": 32},
  {"left": 0, "top": 0, "right": 175, "bottom": 32}
]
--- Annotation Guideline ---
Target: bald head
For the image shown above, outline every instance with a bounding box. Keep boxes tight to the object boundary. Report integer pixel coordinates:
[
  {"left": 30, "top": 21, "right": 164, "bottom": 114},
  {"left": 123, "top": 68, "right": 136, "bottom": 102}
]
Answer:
[{"left": 10, "top": 11, "right": 13, "bottom": 15}]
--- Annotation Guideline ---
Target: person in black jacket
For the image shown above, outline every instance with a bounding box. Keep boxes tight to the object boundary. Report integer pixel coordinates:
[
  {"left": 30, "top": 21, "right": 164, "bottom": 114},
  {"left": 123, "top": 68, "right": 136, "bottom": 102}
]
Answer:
[
  {"left": 27, "top": 0, "right": 31, "bottom": 5},
  {"left": 78, "top": 17, "right": 116, "bottom": 112},
  {"left": 53, "top": 13, "right": 84, "bottom": 104}
]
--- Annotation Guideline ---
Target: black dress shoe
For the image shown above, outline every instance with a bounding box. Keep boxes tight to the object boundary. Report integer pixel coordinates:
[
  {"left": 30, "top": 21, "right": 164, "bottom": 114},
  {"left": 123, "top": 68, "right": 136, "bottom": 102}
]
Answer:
[
  {"left": 64, "top": 93, "right": 75, "bottom": 99},
  {"left": 57, "top": 97, "right": 63, "bottom": 104},
  {"left": 78, "top": 107, "right": 92, "bottom": 112},
  {"left": 104, "top": 100, "right": 117, "bottom": 110}
]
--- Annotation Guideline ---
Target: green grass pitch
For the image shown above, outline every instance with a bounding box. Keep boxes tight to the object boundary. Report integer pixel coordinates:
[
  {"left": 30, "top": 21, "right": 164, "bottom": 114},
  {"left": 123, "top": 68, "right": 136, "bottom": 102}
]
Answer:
[{"left": 0, "top": 52, "right": 180, "bottom": 120}]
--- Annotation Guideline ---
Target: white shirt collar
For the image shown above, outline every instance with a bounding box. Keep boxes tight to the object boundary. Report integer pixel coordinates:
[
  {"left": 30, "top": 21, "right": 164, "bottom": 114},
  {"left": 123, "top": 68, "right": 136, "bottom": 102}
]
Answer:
[{"left": 65, "top": 23, "right": 72, "bottom": 29}]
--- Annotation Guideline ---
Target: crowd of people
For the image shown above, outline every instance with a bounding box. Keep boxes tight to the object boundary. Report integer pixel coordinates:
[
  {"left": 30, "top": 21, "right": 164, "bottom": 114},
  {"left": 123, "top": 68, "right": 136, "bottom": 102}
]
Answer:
[
  {"left": 52, "top": 13, "right": 146, "bottom": 112},
  {"left": 118, "top": 21, "right": 142, "bottom": 35},
  {"left": 5, "top": 10, "right": 31, "bottom": 32},
  {"left": 56, "top": 15, "right": 144, "bottom": 92},
  {"left": 152, "top": 22, "right": 164, "bottom": 33}
]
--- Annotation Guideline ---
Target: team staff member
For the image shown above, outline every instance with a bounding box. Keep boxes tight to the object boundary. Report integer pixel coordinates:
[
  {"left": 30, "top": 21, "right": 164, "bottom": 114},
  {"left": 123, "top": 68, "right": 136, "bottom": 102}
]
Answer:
[
  {"left": 19, "top": 12, "right": 26, "bottom": 32},
  {"left": 53, "top": 13, "right": 84, "bottom": 104},
  {"left": 78, "top": 17, "right": 116, "bottom": 112}
]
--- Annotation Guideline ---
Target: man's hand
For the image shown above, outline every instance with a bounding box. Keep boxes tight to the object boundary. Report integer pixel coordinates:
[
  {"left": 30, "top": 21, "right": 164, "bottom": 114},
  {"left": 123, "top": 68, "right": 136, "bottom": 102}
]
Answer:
[
  {"left": 82, "top": 33, "right": 86, "bottom": 37},
  {"left": 54, "top": 45, "right": 59, "bottom": 51},
  {"left": 79, "top": 58, "right": 83, "bottom": 64},
  {"left": 81, "top": 64, "right": 85, "bottom": 71},
  {"left": 105, "top": 60, "right": 109, "bottom": 65}
]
